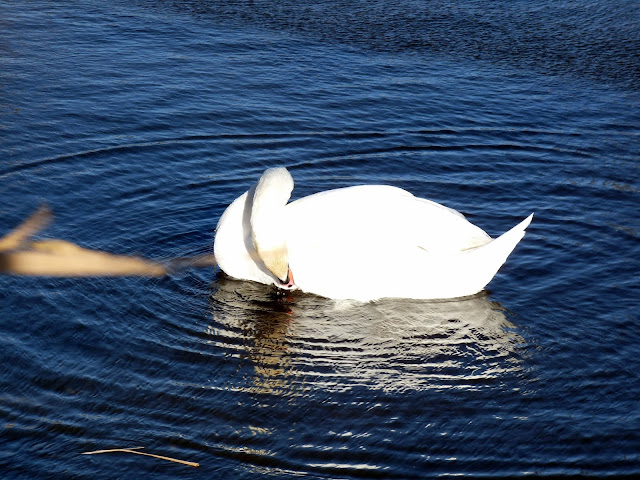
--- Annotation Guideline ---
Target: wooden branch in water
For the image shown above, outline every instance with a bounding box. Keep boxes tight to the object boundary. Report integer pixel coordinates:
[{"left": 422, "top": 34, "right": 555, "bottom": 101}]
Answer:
[
  {"left": 0, "top": 204, "right": 52, "bottom": 251},
  {"left": 0, "top": 205, "right": 216, "bottom": 277},
  {"left": 0, "top": 239, "right": 169, "bottom": 276},
  {"left": 81, "top": 446, "right": 199, "bottom": 468}
]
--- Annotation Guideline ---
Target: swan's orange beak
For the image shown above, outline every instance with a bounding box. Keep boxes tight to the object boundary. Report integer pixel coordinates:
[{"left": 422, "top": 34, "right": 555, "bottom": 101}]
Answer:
[{"left": 281, "top": 266, "right": 295, "bottom": 289}]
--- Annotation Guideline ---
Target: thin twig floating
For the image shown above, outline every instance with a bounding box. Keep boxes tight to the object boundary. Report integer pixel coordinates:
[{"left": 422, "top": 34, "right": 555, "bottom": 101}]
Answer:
[{"left": 81, "top": 446, "right": 199, "bottom": 468}]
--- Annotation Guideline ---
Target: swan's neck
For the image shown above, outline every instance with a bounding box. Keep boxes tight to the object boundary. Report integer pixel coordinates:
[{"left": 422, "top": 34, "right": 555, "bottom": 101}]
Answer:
[{"left": 249, "top": 168, "right": 293, "bottom": 282}]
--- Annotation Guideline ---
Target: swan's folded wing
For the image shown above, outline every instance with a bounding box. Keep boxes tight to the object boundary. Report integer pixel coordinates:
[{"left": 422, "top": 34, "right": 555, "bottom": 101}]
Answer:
[{"left": 286, "top": 184, "right": 492, "bottom": 255}]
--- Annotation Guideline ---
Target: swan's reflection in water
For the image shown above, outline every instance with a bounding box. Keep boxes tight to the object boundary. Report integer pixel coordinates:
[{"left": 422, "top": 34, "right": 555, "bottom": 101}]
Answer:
[{"left": 208, "top": 275, "right": 527, "bottom": 397}]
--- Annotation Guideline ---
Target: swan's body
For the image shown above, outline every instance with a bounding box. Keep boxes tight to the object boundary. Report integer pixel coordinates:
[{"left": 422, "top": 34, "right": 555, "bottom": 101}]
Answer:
[{"left": 214, "top": 167, "right": 533, "bottom": 301}]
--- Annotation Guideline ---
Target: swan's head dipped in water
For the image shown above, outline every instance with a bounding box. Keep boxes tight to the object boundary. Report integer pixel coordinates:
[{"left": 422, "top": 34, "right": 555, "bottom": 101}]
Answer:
[{"left": 250, "top": 167, "right": 295, "bottom": 288}]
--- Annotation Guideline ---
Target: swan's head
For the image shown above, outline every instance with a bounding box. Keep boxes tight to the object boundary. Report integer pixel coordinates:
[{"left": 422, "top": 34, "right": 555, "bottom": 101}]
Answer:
[{"left": 250, "top": 167, "right": 295, "bottom": 287}]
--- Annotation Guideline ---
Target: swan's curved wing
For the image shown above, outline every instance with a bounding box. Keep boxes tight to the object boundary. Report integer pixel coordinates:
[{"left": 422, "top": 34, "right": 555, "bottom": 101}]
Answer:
[
  {"left": 285, "top": 185, "right": 490, "bottom": 254},
  {"left": 283, "top": 185, "right": 493, "bottom": 300}
]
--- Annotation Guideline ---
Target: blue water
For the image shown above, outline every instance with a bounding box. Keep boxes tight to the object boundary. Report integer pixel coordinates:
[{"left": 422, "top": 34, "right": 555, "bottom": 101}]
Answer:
[{"left": 1, "top": 0, "right": 639, "bottom": 478}]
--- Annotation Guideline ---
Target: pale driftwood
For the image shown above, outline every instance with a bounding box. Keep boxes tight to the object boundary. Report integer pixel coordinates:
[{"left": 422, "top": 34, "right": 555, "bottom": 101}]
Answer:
[
  {"left": 0, "top": 205, "right": 216, "bottom": 277},
  {"left": 0, "top": 204, "right": 52, "bottom": 251},
  {"left": 0, "top": 240, "right": 169, "bottom": 276},
  {"left": 81, "top": 446, "right": 199, "bottom": 468}
]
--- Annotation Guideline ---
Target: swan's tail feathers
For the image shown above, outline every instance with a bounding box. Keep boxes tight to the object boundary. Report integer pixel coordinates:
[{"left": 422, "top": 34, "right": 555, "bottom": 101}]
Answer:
[
  {"left": 491, "top": 213, "right": 533, "bottom": 259},
  {"left": 464, "top": 213, "right": 533, "bottom": 292}
]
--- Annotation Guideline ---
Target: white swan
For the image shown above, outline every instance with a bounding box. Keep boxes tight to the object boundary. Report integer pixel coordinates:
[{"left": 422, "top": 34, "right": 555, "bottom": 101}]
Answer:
[{"left": 213, "top": 167, "right": 533, "bottom": 301}]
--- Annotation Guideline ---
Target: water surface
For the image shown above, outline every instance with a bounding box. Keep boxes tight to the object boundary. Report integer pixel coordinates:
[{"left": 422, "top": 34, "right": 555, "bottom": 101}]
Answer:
[{"left": 1, "top": 0, "right": 639, "bottom": 478}]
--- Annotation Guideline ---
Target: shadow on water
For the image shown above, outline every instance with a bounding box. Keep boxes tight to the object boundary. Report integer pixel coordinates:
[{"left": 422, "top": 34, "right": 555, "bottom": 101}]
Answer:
[{"left": 208, "top": 274, "right": 529, "bottom": 398}]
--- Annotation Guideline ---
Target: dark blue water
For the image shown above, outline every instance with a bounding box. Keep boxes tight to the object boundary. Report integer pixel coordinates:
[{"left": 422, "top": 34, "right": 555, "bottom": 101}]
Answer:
[{"left": 1, "top": 0, "right": 639, "bottom": 478}]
